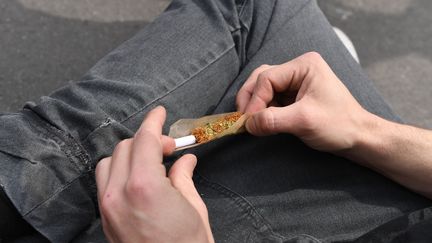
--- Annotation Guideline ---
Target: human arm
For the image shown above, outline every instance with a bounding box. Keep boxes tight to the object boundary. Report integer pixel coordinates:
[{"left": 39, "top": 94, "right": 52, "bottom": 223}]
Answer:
[
  {"left": 236, "top": 52, "right": 432, "bottom": 199},
  {"left": 347, "top": 114, "right": 432, "bottom": 198},
  {"left": 95, "top": 106, "right": 214, "bottom": 243}
]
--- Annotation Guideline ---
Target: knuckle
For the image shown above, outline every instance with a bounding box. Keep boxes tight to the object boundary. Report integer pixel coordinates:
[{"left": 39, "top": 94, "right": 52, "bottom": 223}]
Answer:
[
  {"left": 125, "top": 178, "right": 145, "bottom": 195},
  {"left": 125, "top": 176, "right": 157, "bottom": 199},
  {"left": 254, "top": 78, "right": 273, "bottom": 101},
  {"left": 257, "top": 70, "right": 271, "bottom": 81},
  {"left": 298, "top": 52, "right": 325, "bottom": 72},
  {"left": 258, "top": 64, "right": 271, "bottom": 70},
  {"left": 304, "top": 51, "right": 322, "bottom": 61},
  {"left": 253, "top": 64, "right": 271, "bottom": 76}
]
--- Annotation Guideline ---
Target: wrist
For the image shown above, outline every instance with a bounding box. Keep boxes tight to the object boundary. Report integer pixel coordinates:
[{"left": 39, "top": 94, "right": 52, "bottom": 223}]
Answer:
[
  {"left": 342, "top": 111, "right": 432, "bottom": 198},
  {"left": 341, "top": 110, "right": 391, "bottom": 165}
]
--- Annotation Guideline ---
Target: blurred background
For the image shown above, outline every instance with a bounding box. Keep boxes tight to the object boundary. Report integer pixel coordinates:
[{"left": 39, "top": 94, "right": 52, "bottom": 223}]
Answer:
[{"left": 0, "top": 0, "right": 431, "bottom": 128}]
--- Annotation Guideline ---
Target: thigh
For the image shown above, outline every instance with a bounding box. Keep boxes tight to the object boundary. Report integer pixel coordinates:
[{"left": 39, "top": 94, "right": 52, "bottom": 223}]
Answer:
[
  {"left": 191, "top": 0, "right": 431, "bottom": 242},
  {"left": 216, "top": 0, "right": 398, "bottom": 122},
  {"left": 0, "top": 0, "right": 244, "bottom": 241}
]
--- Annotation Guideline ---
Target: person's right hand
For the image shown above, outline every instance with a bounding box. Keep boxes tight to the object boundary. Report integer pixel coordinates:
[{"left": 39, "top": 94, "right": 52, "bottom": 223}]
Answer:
[
  {"left": 236, "top": 52, "right": 373, "bottom": 152},
  {"left": 238, "top": 52, "right": 432, "bottom": 200},
  {"left": 96, "top": 107, "right": 214, "bottom": 243}
]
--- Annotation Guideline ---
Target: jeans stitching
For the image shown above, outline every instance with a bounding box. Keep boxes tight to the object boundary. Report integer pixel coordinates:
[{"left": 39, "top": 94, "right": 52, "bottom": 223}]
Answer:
[
  {"left": 245, "top": 0, "right": 313, "bottom": 63},
  {"left": 196, "top": 172, "right": 287, "bottom": 241},
  {"left": 0, "top": 149, "right": 38, "bottom": 165},
  {"left": 118, "top": 44, "right": 235, "bottom": 125},
  {"left": 245, "top": 0, "right": 276, "bottom": 61},
  {"left": 16, "top": 111, "right": 96, "bottom": 215},
  {"left": 296, "top": 234, "right": 322, "bottom": 243},
  {"left": 79, "top": 44, "right": 235, "bottom": 145},
  {"left": 22, "top": 110, "right": 92, "bottom": 172},
  {"left": 237, "top": 0, "right": 249, "bottom": 19},
  {"left": 22, "top": 173, "right": 91, "bottom": 216}
]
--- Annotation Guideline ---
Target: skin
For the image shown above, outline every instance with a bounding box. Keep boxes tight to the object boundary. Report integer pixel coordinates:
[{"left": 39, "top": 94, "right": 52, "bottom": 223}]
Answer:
[
  {"left": 237, "top": 52, "right": 432, "bottom": 199},
  {"left": 97, "top": 52, "right": 432, "bottom": 242},
  {"left": 96, "top": 107, "right": 214, "bottom": 243}
]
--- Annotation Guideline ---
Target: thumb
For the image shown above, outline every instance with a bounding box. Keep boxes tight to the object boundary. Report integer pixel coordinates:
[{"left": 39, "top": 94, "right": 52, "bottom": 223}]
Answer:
[
  {"left": 169, "top": 155, "right": 214, "bottom": 243},
  {"left": 169, "top": 154, "right": 205, "bottom": 211},
  {"left": 245, "top": 105, "right": 299, "bottom": 136}
]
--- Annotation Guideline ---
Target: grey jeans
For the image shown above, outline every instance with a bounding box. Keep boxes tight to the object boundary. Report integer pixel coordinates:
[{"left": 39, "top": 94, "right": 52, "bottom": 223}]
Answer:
[{"left": 0, "top": 0, "right": 430, "bottom": 242}]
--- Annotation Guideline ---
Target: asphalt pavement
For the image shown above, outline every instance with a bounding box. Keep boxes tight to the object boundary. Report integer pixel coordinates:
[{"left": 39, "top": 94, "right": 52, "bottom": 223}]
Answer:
[{"left": 1, "top": 0, "right": 431, "bottom": 128}]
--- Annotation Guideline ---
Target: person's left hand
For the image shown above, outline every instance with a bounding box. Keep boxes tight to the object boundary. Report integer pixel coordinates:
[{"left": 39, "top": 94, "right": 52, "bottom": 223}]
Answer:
[{"left": 96, "top": 106, "right": 214, "bottom": 243}]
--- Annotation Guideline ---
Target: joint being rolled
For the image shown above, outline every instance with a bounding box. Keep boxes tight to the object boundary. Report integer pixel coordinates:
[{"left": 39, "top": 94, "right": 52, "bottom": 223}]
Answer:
[{"left": 170, "top": 112, "right": 246, "bottom": 150}]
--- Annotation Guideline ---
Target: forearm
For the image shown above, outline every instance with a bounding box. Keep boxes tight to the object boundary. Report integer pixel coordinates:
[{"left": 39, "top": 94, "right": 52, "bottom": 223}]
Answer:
[{"left": 345, "top": 113, "right": 432, "bottom": 199}]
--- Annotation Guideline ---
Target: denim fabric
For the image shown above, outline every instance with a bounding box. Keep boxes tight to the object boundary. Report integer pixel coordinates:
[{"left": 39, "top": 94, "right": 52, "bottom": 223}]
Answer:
[{"left": 0, "top": 0, "right": 431, "bottom": 242}]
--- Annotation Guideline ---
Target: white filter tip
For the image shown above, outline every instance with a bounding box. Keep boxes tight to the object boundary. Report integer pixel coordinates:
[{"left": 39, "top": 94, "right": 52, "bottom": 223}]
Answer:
[{"left": 174, "top": 135, "right": 196, "bottom": 148}]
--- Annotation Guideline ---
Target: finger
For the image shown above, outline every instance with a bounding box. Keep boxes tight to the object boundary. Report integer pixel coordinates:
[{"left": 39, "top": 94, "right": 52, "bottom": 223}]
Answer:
[
  {"left": 105, "top": 139, "right": 133, "bottom": 191},
  {"left": 168, "top": 154, "right": 213, "bottom": 242},
  {"left": 245, "top": 73, "right": 275, "bottom": 113},
  {"left": 236, "top": 64, "right": 273, "bottom": 112},
  {"left": 161, "top": 135, "right": 175, "bottom": 155},
  {"left": 169, "top": 154, "right": 197, "bottom": 179},
  {"left": 137, "top": 106, "right": 166, "bottom": 136},
  {"left": 245, "top": 105, "right": 301, "bottom": 136},
  {"left": 96, "top": 157, "right": 122, "bottom": 243},
  {"left": 130, "top": 106, "right": 166, "bottom": 176},
  {"left": 168, "top": 154, "right": 198, "bottom": 201},
  {"left": 96, "top": 157, "right": 112, "bottom": 200},
  {"left": 244, "top": 55, "right": 313, "bottom": 113}
]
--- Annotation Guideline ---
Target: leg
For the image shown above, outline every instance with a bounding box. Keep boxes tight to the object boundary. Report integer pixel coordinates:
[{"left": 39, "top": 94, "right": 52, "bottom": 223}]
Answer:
[
  {"left": 0, "top": 0, "right": 255, "bottom": 241},
  {"left": 1, "top": 0, "right": 429, "bottom": 242},
  {"left": 188, "top": 0, "right": 431, "bottom": 242},
  {"left": 0, "top": 188, "right": 35, "bottom": 240}
]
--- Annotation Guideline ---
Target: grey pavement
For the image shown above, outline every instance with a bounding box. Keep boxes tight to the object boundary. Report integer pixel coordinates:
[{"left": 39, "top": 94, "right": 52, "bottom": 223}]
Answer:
[
  {"left": 318, "top": 0, "right": 432, "bottom": 128},
  {"left": 1, "top": 0, "right": 431, "bottom": 128}
]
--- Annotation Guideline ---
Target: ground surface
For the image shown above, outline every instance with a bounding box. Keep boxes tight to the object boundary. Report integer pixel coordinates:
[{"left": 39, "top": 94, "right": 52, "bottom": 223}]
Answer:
[{"left": 1, "top": 0, "right": 431, "bottom": 128}]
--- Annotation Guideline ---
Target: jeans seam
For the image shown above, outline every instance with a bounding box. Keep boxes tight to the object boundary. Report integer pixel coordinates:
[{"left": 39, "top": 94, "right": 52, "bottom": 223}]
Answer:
[
  {"left": 118, "top": 44, "right": 235, "bottom": 125},
  {"left": 21, "top": 111, "right": 97, "bottom": 213},
  {"left": 23, "top": 110, "right": 92, "bottom": 172},
  {"left": 297, "top": 234, "right": 322, "bottom": 243},
  {"left": 237, "top": 0, "right": 249, "bottom": 19},
  {"left": 247, "top": 0, "right": 276, "bottom": 60},
  {"left": 196, "top": 172, "right": 287, "bottom": 241},
  {"left": 245, "top": 0, "right": 313, "bottom": 63},
  {"left": 22, "top": 173, "right": 89, "bottom": 216}
]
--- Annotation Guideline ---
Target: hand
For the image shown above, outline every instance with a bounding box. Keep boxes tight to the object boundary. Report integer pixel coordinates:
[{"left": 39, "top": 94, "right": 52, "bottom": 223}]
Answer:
[
  {"left": 237, "top": 52, "right": 432, "bottom": 199},
  {"left": 236, "top": 52, "right": 371, "bottom": 152},
  {"left": 96, "top": 106, "right": 214, "bottom": 243}
]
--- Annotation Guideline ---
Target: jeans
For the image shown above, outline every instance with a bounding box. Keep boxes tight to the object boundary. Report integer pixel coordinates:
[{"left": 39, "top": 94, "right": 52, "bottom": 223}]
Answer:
[{"left": 0, "top": 0, "right": 430, "bottom": 242}]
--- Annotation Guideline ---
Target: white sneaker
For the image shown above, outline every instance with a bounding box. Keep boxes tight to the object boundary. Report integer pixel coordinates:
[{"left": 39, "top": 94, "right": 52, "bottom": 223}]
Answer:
[{"left": 333, "top": 27, "right": 360, "bottom": 63}]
